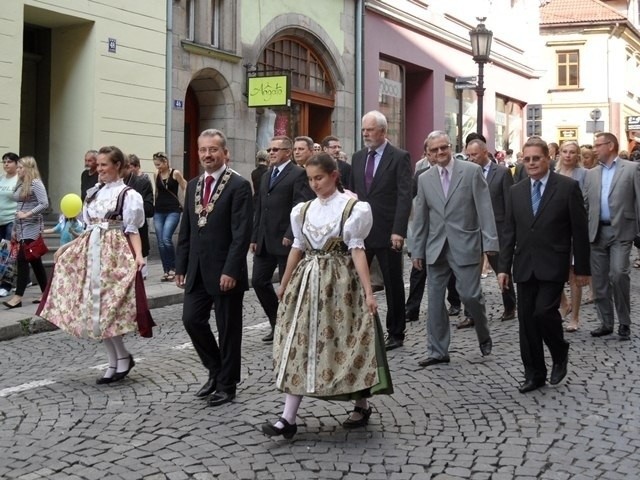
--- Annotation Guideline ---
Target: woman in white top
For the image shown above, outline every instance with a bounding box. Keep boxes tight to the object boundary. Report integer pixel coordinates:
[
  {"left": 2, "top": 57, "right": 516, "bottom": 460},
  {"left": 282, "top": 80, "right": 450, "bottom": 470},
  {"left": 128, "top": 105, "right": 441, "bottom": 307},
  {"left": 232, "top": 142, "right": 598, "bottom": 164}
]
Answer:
[
  {"left": 38, "top": 146, "right": 151, "bottom": 384},
  {"left": 262, "top": 153, "right": 393, "bottom": 439},
  {"left": 0, "top": 152, "right": 19, "bottom": 297}
]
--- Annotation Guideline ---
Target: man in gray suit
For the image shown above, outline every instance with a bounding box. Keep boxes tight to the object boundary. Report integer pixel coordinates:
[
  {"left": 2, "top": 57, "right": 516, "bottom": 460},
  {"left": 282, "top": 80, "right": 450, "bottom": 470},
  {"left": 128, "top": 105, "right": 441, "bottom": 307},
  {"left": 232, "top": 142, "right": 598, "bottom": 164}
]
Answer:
[
  {"left": 411, "top": 131, "right": 498, "bottom": 366},
  {"left": 584, "top": 132, "right": 640, "bottom": 340}
]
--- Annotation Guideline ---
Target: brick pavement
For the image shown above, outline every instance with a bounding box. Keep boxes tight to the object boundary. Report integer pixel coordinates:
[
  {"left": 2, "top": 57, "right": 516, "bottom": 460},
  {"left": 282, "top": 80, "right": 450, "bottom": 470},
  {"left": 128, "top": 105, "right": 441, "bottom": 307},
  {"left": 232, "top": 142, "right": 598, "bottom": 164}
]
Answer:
[{"left": 1, "top": 258, "right": 640, "bottom": 479}]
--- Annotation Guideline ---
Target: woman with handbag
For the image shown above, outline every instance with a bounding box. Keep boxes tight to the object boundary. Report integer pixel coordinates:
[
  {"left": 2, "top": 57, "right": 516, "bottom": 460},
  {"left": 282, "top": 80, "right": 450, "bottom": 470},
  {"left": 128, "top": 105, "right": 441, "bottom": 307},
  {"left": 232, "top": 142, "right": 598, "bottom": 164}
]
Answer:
[
  {"left": 3, "top": 156, "right": 49, "bottom": 309},
  {"left": 38, "top": 146, "right": 151, "bottom": 384},
  {"left": 152, "top": 152, "right": 186, "bottom": 282}
]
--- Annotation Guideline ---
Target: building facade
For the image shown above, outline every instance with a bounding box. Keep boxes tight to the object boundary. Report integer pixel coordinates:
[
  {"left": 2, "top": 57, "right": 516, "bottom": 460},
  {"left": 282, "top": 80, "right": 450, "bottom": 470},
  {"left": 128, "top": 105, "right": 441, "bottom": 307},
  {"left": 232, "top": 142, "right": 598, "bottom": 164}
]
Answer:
[
  {"left": 362, "top": 0, "right": 542, "bottom": 160},
  {"left": 539, "top": 0, "right": 640, "bottom": 151},
  {"left": 0, "top": 1, "right": 167, "bottom": 205},
  {"left": 170, "top": 0, "right": 356, "bottom": 179}
]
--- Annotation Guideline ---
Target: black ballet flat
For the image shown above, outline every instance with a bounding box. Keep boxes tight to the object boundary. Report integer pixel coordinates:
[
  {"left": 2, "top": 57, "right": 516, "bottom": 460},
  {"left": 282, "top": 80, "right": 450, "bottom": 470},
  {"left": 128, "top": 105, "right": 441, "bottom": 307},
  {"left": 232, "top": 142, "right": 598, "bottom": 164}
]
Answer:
[
  {"left": 3, "top": 301, "right": 22, "bottom": 309},
  {"left": 111, "top": 354, "right": 135, "bottom": 382},
  {"left": 261, "top": 417, "right": 297, "bottom": 439},
  {"left": 342, "top": 405, "right": 372, "bottom": 429},
  {"left": 96, "top": 367, "right": 117, "bottom": 385}
]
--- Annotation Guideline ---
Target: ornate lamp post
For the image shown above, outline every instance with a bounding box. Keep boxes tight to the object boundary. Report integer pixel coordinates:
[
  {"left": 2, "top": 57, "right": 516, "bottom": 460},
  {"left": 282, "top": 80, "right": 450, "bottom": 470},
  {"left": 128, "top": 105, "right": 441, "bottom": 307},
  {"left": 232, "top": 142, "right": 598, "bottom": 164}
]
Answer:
[{"left": 469, "top": 17, "right": 493, "bottom": 135}]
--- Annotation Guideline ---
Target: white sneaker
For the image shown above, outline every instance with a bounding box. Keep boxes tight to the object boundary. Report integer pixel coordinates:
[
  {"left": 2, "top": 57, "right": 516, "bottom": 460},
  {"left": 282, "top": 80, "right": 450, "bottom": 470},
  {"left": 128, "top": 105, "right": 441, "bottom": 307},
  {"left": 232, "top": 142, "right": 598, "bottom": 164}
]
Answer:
[{"left": 0, "top": 288, "right": 9, "bottom": 297}]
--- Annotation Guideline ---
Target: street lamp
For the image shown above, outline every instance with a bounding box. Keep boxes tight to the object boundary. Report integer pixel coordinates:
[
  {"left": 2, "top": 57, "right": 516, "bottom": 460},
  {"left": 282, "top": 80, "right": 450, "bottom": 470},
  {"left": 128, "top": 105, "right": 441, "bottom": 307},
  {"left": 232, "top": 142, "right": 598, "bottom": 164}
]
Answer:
[{"left": 469, "top": 17, "right": 493, "bottom": 135}]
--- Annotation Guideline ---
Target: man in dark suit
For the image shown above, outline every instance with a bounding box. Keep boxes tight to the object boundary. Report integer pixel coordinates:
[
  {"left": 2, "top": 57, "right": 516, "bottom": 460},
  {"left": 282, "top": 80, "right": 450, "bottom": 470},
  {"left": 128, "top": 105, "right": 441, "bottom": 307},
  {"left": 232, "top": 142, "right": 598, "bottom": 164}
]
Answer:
[
  {"left": 498, "top": 136, "right": 590, "bottom": 393},
  {"left": 350, "top": 110, "right": 412, "bottom": 350},
  {"left": 176, "top": 128, "right": 253, "bottom": 406},
  {"left": 251, "top": 135, "right": 311, "bottom": 342},
  {"left": 322, "top": 135, "right": 352, "bottom": 190},
  {"left": 466, "top": 139, "right": 516, "bottom": 323}
]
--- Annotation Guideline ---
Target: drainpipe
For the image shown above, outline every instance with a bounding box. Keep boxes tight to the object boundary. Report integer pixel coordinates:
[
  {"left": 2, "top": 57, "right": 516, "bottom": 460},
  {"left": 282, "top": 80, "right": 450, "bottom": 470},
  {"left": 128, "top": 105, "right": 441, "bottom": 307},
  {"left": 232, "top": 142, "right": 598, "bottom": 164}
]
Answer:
[
  {"left": 166, "top": 0, "right": 173, "bottom": 159},
  {"left": 355, "top": 0, "right": 364, "bottom": 150}
]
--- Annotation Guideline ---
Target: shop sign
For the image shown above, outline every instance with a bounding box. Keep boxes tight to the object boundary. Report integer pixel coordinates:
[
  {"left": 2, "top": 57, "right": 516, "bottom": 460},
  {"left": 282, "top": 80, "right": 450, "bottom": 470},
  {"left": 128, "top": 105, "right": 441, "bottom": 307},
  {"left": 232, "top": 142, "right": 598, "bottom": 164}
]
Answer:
[
  {"left": 558, "top": 127, "right": 578, "bottom": 140},
  {"left": 626, "top": 116, "right": 640, "bottom": 129},
  {"left": 247, "top": 75, "right": 289, "bottom": 107},
  {"left": 379, "top": 77, "right": 402, "bottom": 99}
]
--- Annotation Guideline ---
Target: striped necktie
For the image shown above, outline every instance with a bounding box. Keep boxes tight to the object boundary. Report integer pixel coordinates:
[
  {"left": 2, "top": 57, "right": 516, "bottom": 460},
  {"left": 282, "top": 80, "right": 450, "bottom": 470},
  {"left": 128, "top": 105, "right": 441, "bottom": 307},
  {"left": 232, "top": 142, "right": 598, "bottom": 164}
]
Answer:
[{"left": 531, "top": 180, "right": 541, "bottom": 215}]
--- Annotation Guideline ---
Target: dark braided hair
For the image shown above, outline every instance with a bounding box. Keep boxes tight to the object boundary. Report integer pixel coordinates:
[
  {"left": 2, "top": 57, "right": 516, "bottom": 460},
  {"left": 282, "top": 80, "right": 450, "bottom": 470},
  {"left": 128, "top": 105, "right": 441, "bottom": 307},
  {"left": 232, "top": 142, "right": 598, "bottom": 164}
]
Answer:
[{"left": 306, "top": 153, "right": 345, "bottom": 193}]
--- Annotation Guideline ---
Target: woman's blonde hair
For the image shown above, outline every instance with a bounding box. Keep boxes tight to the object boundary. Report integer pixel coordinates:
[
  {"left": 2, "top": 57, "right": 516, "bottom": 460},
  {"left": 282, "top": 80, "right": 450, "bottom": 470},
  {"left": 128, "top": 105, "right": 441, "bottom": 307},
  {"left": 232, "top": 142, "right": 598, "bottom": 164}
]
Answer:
[
  {"left": 559, "top": 140, "right": 582, "bottom": 166},
  {"left": 16, "top": 156, "right": 42, "bottom": 199}
]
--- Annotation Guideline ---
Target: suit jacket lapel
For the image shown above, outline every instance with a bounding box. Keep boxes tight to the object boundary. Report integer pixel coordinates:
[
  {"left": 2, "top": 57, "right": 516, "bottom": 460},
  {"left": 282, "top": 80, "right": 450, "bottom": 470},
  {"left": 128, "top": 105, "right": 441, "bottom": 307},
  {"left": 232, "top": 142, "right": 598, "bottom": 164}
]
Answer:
[
  {"left": 428, "top": 167, "right": 446, "bottom": 203},
  {"left": 368, "top": 144, "right": 391, "bottom": 193},
  {"left": 486, "top": 163, "right": 497, "bottom": 186},
  {"left": 608, "top": 160, "right": 623, "bottom": 197},
  {"left": 445, "top": 161, "right": 464, "bottom": 205},
  {"left": 532, "top": 172, "right": 557, "bottom": 223},
  {"left": 269, "top": 162, "right": 291, "bottom": 191}
]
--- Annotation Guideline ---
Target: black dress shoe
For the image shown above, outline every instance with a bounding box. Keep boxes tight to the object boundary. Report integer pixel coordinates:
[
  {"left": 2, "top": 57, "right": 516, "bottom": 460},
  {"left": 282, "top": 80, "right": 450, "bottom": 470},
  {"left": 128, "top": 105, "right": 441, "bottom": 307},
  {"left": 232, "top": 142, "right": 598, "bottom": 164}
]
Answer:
[
  {"left": 262, "top": 330, "right": 274, "bottom": 342},
  {"left": 590, "top": 326, "right": 614, "bottom": 337},
  {"left": 457, "top": 317, "right": 475, "bottom": 329},
  {"left": 418, "top": 356, "right": 450, "bottom": 367},
  {"left": 405, "top": 310, "right": 419, "bottom": 322},
  {"left": 208, "top": 390, "right": 235, "bottom": 406},
  {"left": 550, "top": 358, "right": 568, "bottom": 385},
  {"left": 342, "top": 405, "right": 372, "bottom": 429},
  {"left": 3, "top": 301, "right": 22, "bottom": 309},
  {"left": 195, "top": 377, "right": 217, "bottom": 398},
  {"left": 518, "top": 379, "right": 546, "bottom": 393},
  {"left": 111, "top": 354, "right": 135, "bottom": 382},
  {"left": 262, "top": 417, "right": 297, "bottom": 439},
  {"left": 384, "top": 337, "right": 403, "bottom": 351},
  {"left": 618, "top": 325, "right": 631, "bottom": 340},
  {"left": 447, "top": 305, "right": 461, "bottom": 316},
  {"left": 500, "top": 309, "right": 516, "bottom": 321},
  {"left": 479, "top": 337, "right": 493, "bottom": 356}
]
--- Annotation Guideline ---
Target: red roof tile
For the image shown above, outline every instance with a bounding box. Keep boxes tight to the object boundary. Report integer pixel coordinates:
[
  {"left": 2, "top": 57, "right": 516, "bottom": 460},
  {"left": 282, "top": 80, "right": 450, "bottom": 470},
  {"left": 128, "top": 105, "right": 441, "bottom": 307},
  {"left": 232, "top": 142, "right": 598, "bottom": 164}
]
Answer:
[{"left": 540, "top": 0, "right": 626, "bottom": 25}]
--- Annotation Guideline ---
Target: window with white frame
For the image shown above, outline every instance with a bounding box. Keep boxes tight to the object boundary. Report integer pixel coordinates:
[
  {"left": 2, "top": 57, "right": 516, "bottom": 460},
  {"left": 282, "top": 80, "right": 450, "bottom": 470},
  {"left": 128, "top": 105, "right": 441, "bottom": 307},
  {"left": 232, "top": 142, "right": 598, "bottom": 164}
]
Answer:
[{"left": 211, "top": 0, "right": 220, "bottom": 48}]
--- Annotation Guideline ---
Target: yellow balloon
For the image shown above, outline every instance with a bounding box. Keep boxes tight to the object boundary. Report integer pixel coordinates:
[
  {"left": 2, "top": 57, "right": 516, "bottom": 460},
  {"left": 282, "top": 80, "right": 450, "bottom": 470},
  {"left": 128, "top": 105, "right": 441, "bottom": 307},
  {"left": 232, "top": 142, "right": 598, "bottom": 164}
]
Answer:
[{"left": 60, "top": 193, "right": 83, "bottom": 218}]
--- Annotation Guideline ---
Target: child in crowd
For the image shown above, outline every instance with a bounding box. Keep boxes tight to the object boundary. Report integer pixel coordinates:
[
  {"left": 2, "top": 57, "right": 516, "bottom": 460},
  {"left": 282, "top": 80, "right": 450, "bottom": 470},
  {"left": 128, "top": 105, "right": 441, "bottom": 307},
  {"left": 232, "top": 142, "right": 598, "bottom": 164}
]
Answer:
[{"left": 44, "top": 215, "right": 83, "bottom": 245}]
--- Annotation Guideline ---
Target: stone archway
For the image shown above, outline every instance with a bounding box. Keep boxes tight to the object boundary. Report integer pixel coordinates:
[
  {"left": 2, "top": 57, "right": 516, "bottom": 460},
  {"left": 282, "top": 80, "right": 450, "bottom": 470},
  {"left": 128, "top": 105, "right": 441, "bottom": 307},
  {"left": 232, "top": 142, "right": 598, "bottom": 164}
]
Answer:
[{"left": 183, "top": 68, "right": 234, "bottom": 179}]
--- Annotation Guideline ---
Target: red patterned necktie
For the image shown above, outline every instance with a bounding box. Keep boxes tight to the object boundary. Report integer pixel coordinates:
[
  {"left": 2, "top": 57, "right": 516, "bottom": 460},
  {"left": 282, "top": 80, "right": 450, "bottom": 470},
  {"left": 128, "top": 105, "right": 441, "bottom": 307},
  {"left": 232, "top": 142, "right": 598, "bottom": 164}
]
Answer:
[{"left": 203, "top": 175, "right": 214, "bottom": 205}]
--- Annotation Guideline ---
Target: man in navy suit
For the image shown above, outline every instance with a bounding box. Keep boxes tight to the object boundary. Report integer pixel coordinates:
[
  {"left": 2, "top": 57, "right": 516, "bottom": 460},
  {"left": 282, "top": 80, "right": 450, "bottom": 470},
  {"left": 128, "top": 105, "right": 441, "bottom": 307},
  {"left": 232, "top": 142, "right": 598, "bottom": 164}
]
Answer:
[
  {"left": 498, "top": 136, "right": 590, "bottom": 393},
  {"left": 251, "top": 136, "right": 312, "bottom": 342},
  {"left": 176, "top": 129, "right": 253, "bottom": 406},
  {"left": 350, "top": 110, "right": 412, "bottom": 350}
]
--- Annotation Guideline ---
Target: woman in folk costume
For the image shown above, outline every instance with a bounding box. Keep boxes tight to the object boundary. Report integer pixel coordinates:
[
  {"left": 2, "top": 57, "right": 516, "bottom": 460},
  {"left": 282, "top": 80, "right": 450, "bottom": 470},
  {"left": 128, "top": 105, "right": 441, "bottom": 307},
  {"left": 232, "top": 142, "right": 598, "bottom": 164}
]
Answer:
[
  {"left": 38, "top": 146, "right": 151, "bottom": 384},
  {"left": 262, "top": 153, "right": 393, "bottom": 439}
]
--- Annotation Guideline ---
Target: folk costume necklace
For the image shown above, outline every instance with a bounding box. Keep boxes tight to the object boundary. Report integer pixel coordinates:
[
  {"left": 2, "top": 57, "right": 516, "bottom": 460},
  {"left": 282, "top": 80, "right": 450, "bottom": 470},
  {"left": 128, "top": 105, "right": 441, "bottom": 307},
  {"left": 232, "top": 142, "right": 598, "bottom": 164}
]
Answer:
[{"left": 194, "top": 168, "right": 232, "bottom": 227}]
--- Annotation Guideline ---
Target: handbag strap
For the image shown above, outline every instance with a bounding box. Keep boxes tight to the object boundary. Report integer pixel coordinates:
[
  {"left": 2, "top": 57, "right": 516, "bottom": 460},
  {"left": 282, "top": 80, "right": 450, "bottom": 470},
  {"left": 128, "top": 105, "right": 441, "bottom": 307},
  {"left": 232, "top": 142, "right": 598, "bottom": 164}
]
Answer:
[{"left": 18, "top": 201, "right": 44, "bottom": 239}]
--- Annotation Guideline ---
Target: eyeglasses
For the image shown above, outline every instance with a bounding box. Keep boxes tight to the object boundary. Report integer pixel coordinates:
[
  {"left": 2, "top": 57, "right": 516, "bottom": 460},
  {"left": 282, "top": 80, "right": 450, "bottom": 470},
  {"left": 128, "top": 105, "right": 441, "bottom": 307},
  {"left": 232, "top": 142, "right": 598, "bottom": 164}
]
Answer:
[
  {"left": 153, "top": 152, "right": 167, "bottom": 159},
  {"left": 594, "top": 141, "right": 611, "bottom": 148},
  {"left": 428, "top": 144, "right": 450, "bottom": 154},
  {"left": 522, "top": 155, "right": 543, "bottom": 163},
  {"left": 267, "top": 147, "right": 289, "bottom": 153}
]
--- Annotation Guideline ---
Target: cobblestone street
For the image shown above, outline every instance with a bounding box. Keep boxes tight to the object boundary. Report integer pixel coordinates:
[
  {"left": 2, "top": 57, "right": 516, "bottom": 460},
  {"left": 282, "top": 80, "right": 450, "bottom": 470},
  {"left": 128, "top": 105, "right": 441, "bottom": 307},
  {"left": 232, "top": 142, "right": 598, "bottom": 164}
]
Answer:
[{"left": 2, "top": 261, "right": 640, "bottom": 479}]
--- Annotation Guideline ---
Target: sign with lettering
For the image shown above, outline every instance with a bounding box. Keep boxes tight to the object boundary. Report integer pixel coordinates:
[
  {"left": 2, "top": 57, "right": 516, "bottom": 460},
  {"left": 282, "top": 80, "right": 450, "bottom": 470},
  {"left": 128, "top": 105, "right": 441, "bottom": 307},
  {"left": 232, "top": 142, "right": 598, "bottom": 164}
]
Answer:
[
  {"left": 626, "top": 116, "right": 640, "bottom": 129},
  {"left": 247, "top": 75, "right": 289, "bottom": 107},
  {"left": 558, "top": 127, "right": 578, "bottom": 140}
]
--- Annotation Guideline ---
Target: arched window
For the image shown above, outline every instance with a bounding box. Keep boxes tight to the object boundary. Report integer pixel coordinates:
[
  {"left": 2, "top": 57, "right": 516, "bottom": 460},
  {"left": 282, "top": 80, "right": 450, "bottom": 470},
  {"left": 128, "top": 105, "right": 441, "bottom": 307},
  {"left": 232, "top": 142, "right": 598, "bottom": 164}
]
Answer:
[{"left": 258, "top": 37, "right": 334, "bottom": 100}]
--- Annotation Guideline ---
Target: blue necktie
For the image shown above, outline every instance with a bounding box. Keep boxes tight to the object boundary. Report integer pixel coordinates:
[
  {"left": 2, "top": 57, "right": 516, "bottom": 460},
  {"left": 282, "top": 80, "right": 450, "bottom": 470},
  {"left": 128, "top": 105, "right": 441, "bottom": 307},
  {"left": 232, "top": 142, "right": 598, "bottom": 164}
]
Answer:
[
  {"left": 269, "top": 167, "right": 279, "bottom": 188},
  {"left": 531, "top": 180, "right": 542, "bottom": 215}
]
